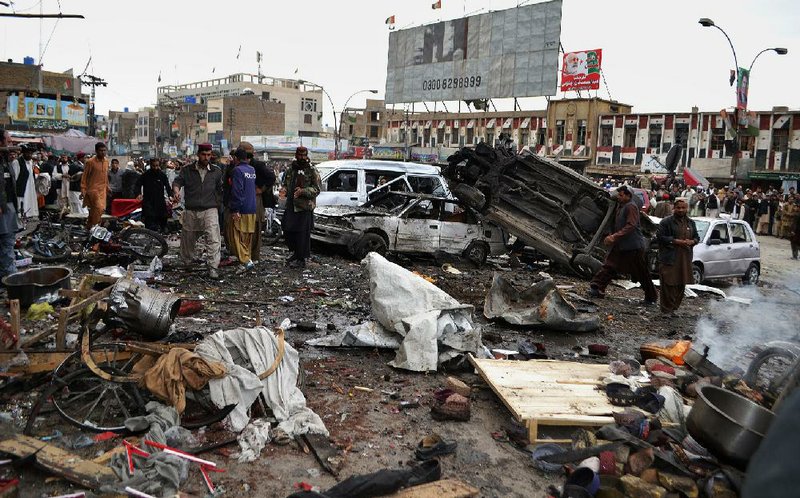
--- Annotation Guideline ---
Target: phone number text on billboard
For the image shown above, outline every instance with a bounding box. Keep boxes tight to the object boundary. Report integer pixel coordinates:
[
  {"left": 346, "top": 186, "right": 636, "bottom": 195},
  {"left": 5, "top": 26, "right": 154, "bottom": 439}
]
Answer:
[{"left": 422, "top": 76, "right": 482, "bottom": 91}]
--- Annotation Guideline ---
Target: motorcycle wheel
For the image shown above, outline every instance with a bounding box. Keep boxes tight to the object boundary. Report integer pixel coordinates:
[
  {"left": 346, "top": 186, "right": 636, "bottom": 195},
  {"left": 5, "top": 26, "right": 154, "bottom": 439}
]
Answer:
[
  {"left": 119, "top": 227, "right": 169, "bottom": 259},
  {"left": 30, "top": 227, "right": 72, "bottom": 262}
]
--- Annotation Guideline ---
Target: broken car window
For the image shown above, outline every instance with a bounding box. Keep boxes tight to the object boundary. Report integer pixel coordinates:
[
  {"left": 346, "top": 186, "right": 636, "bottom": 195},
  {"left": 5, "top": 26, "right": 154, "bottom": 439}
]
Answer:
[{"left": 325, "top": 170, "right": 358, "bottom": 192}]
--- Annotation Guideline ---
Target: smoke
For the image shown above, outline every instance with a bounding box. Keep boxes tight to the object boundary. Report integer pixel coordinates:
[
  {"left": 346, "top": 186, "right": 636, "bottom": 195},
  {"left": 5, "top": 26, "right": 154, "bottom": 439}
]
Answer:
[{"left": 693, "top": 284, "right": 800, "bottom": 371}]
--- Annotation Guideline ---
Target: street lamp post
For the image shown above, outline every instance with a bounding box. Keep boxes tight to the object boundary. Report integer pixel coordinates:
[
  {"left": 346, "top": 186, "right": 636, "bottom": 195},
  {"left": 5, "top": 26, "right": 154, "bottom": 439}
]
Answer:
[
  {"left": 699, "top": 18, "right": 787, "bottom": 187},
  {"left": 337, "top": 89, "right": 379, "bottom": 158}
]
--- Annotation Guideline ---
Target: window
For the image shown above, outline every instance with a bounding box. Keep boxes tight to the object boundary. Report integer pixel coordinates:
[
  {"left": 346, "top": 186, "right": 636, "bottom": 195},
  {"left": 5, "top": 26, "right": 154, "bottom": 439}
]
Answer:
[
  {"left": 466, "top": 128, "right": 474, "bottom": 144},
  {"left": 405, "top": 199, "right": 440, "bottom": 220},
  {"left": 437, "top": 129, "right": 445, "bottom": 145},
  {"left": 208, "top": 112, "right": 222, "bottom": 123},
  {"left": 623, "top": 126, "right": 636, "bottom": 148},
  {"left": 261, "top": 91, "right": 270, "bottom": 100},
  {"left": 730, "top": 223, "right": 752, "bottom": 243},
  {"left": 411, "top": 129, "right": 418, "bottom": 144},
  {"left": 301, "top": 98, "right": 317, "bottom": 112},
  {"left": 600, "top": 125, "right": 613, "bottom": 147},
  {"left": 555, "top": 120, "right": 565, "bottom": 145},
  {"left": 369, "top": 125, "right": 379, "bottom": 138},
  {"left": 304, "top": 114, "right": 313, "bottom": 124},
  {"left": 536, "top": 126, "right": 546, "bottom": 147},
  {"left": 370, "top": 111, "right": 381, "bottom": 121},
  {"left": 520, "top": 129, "right": 529, "bottom": 146},
  {"left": 349, "top": 125, "right": 354, "bottom": 135},
  {"left": 771, "top": 129, "right": 788, "bottom": 153},
  {"left": 648, "top": 124, "right": 662, "bottom": 149},
  {"left": 364, "top": 170, "right": 403, "bottom": 192},
  {"left": 576, "top": 120, "right": 587, "bottom": 146},
  {"left": 408, "top": 176, "right": 446, "bottom": 196},
  {"left": 709, "top": 223, "right": 729, "bottom": 243},
  {"left": 485, "top": 132, "right": 494, "bottom": 146},
  {"left": 324, "top": 170, "right": 358, "bottom": 192},
  {"left": 710, "top": 128, "right": 725, "bottom": 151},
  {"left": 675, "top": 123, "right": 689, "bottom": 147}
]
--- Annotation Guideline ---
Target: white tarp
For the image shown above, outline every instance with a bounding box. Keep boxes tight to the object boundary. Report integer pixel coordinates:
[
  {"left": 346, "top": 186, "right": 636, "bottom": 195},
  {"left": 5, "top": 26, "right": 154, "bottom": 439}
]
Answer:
[{"left": 363, "top": 252, "right": 481, "bottom": 372}]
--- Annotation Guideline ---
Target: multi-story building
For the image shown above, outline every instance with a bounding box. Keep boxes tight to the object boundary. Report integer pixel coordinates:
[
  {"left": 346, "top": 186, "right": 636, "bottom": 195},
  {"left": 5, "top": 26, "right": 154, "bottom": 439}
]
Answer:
[
  {"left": 594, "top": 107, "right": 800, "bottom": 184},
  {"left": 206, "top": 95, "right": 284, "bottom": 148},
  {"left": 339, "top": 99, "right": 389, "bottom": 146},
  {"left": 157, "top": 73, "right": 322, "bottom": 137},
  {"left": 0, "top": 59, "right": 89, "bottom": 135},
  {"left": 108, "top": 109, "right": 138, "bottom": 155}
]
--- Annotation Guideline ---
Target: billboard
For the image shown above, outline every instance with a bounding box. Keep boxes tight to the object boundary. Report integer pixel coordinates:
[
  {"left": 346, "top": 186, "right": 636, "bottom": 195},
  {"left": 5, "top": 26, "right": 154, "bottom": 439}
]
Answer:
[
  {"left": 6, "top": 95, "right": 88, "bottom": 129},
  {"left": 385, "top": 0, "right": 562, "bottom": 104},
  {"left": 560, "top": 49, "right": 602, "bottom": 92},
  {"left": 736, "top": 67, "right": 749, "bottom": 111}
]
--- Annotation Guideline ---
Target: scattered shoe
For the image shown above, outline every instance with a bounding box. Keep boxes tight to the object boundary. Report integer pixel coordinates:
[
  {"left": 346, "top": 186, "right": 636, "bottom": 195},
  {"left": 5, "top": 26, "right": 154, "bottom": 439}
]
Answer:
[
  {"left": 641, "top": 299, "right": 657, "bottom": 307},
  {"left": 431, "top": 391, "right": 470, "bottom": 421},
  {"left": 415, "top": 433, "right": 457, "bottom": 461},
  {"left": 244, "top": 260, "right": 255, "bottom": 270}
]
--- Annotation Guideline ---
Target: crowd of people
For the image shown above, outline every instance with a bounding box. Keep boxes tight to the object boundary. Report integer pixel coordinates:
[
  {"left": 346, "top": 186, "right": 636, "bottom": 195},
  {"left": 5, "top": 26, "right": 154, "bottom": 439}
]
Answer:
[{"left": 0, "top": 128, "right": 321, "bottom": 281}]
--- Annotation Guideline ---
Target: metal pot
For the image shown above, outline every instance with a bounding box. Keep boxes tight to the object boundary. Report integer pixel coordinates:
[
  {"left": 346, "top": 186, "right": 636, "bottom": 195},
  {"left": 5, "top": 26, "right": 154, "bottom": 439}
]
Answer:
[
  {"left": 684, "top": 347, "right": 725, "bottom": 377},
  {"left": 106, "top": 278, "right": 181, "bottom": 339},
  {"left": 2, "top": 266, "right": 72, "bottom": 308},
  {"left": 686, "top": 384, "right": 774, "bottom": 469}
]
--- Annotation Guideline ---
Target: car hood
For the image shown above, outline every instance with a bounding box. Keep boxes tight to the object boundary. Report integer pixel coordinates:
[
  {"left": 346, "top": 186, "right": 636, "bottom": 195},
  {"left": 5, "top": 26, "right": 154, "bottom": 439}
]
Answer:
[{"left": 315, "top": 205, "right": 390, "bottom": 218}]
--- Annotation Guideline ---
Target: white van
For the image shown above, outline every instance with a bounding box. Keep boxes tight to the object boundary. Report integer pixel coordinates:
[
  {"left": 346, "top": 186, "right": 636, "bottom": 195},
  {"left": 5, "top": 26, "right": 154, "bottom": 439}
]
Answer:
[{"left": 315, "top": 160, "right": 450, "bottom": 208}]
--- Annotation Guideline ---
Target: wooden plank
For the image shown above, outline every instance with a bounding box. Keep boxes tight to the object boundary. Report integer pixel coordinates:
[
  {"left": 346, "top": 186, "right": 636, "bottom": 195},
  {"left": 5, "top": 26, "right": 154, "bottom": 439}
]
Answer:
[
  {"left": 20, "top": 325, "right": 58, "bottom": 349},
  {"left": 390, "top": 479, "right": 479, "bottom": 498},
  {"left": 0, "top": 350, "right": 71, "bottom": 374},
  {"left": 0, "top": 434, "right": 116, "bottom": 489},
  {"left": 92, "top": 437, "right": 139, "bottom": 465},
  {"left": 8, "top": 299, "right": 19, "bottom": 348}
]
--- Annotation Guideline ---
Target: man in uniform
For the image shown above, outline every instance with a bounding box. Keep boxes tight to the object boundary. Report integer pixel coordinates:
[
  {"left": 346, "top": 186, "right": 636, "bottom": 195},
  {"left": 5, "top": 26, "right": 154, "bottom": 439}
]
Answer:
[
  {"left": 280, "top": 146, "right": 320, "bottom": 269},
  {"left": 656, "top": 199, "right": 699, "bottom": 316},
  {"left": 172, "top": 143, "right": 223, "bottom": 278},
  {"left": 80, "top": 142, "right": 109, "bottom": 228},
  {"left": 588, "top": 186, "right": 658, "bottom": 305}
]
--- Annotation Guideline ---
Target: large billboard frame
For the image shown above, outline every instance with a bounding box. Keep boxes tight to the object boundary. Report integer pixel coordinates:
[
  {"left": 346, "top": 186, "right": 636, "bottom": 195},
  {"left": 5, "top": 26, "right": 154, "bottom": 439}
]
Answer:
[{"left": 385, "top": 0, "right": 563, "bottom": 104}]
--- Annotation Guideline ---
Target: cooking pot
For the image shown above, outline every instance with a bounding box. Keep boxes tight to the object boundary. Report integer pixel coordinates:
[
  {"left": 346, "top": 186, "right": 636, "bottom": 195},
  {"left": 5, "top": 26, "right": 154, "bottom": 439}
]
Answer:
[
  {"left": 686, "top": 384, "right": 773, "bottom": 469},
  {"left": 2, "top": 266, "right": 72, "bottom": 308},
  {"left": 683, "top": 347, "right": 725, "bottom": 377}
]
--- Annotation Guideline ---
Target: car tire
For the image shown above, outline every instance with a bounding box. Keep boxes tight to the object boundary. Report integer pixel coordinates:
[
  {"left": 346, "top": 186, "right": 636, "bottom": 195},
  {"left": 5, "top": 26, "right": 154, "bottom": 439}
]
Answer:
[
  {"left": 464, "top": 241, "right": 488, "bottom": 266},
  {"left": 570, "top": 252, "right": 602, "bottom": 279},
  {"left": 452, "top": 184, "right": 486, "bottom": 211},
  {"left": 742, "top": 262, "right": 760, "bottom": 285},
  {"left": 692, "top": 263, "right": 704, "bottom": 285},
  {"left": 352, "top": 233, "right": 387, "bottom": 260}
]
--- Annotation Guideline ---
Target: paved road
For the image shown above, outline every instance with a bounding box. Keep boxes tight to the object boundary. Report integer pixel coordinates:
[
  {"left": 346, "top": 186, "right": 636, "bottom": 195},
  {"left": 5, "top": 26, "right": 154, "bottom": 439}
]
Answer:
[{"left": 758, "top": 234, "right": 798, "bottom": 290}]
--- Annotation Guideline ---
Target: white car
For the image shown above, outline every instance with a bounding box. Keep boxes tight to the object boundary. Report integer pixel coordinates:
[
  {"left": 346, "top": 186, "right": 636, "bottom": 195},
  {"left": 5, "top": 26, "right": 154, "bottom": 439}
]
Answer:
[
  {"left": 312, "top": 192, "right": 507, "bottom": 265},
  {"left": 691, "top": 217, "right": 761, "bottom": 285}
]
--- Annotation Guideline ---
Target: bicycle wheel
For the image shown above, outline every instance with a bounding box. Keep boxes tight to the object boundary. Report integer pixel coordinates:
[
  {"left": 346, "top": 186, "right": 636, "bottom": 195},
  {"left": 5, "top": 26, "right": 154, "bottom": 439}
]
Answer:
[
  {"left": 119, "top": 227, "right": 169, "bottom": 259},
  {"left": 29, "top": 226, "right": 71, "bottom": 262},
  {"left": 744, "top": 346, "right": 798, "bottom": 396}
]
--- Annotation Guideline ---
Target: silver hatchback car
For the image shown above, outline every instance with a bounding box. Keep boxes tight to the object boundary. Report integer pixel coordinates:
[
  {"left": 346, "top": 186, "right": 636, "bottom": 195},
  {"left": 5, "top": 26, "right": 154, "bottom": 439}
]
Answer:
[{"left": 691, "top": 217, "right": 761, "bottom": 285}]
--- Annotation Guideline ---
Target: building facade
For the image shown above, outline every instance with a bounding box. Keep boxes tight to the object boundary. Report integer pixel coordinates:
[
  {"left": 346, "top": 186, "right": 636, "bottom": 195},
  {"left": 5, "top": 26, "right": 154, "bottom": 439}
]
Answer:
[
  {"left": 206, "top": 95, "right": 285, "bottom": 148},
  {"left": 338, "top": 99, "right": 389, "bottom": 146},
  {"left": 157, "top": 73, "right": 322, "bottom": 137}
]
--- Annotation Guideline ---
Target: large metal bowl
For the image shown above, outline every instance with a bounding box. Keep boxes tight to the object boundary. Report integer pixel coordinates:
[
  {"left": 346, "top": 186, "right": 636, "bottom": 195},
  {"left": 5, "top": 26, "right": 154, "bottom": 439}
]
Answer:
[
  {"left": 686, "top": 384, "right": 774, "bottom": 469},
  {"left": 2, "top": 266, "right": 72, "bottom": 308}
]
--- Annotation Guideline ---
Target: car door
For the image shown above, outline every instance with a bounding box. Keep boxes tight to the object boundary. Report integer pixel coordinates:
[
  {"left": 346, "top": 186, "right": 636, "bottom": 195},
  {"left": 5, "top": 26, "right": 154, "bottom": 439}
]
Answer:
[
  {"left": 438, "top": 201, "right": 477, "bottom": 253},
  {"left": 394, "top": 199, "right": 441, "bottom": 253},
  {"left": 318, "top": 169, "right": 360, "bottom": 207},
  {"left": 728, "top": 221, "right": 758, "bottom": 275},
  {"left": 700, "top": 221, "right": 734, "bottom": 277}
]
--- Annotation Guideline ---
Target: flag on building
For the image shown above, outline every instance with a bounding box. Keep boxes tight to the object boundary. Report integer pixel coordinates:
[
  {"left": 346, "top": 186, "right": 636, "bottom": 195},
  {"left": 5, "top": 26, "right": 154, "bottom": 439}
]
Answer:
[
  {"left": 385, "top": 15, "right": 395, "bottom": 26},
  {"left": 683, "top": 167, "right": 709, "bottom": 188},
  {"left": 62, "top": 79, "right": 72, "bottom": 90},
  {"left": 432, "top": 0, "right": 441, "bottom": 9}
]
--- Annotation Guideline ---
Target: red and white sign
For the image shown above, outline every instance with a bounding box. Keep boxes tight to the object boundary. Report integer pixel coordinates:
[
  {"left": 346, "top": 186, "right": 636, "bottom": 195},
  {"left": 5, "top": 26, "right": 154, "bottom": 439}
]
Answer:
[{"left": 560, "top": 49, "right": 602, "bottom": 92}]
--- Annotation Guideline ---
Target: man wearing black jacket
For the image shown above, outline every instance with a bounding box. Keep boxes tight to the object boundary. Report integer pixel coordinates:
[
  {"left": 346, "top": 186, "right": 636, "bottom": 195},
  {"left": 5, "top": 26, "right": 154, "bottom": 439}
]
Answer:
[
  {"left": 656, "top": 199, "right": 699, "bottom": 315},
  {"left": 0, "top": 129, "right": 19, "bottom": 279}
]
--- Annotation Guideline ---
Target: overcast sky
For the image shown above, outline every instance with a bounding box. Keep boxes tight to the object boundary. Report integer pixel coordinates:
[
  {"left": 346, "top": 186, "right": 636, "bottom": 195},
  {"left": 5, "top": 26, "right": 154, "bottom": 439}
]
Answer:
[{"left": 2, "top": 0, "right": 797, "bottom": 126}]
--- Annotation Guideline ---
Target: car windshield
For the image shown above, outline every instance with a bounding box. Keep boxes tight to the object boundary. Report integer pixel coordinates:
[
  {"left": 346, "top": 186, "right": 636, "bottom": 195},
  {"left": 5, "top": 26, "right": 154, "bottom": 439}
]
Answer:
[{"left": 694, "top": 220, "right": 710, "bottom": 240}]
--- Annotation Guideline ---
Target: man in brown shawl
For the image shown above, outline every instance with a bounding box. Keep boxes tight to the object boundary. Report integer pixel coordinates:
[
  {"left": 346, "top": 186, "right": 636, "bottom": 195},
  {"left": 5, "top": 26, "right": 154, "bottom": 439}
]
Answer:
[{"left": 656, "top": 199, "right": 699, "bottom": 316}]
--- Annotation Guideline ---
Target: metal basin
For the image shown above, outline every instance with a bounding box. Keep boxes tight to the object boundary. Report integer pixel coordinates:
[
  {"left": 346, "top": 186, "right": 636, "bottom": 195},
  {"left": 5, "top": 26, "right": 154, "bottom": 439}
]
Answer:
[
  {"left": 2, "top": 266, "right": 72, "bottom": 308},
  {"left": 686, "top": 384, "right": 774, "bottom": 469}
]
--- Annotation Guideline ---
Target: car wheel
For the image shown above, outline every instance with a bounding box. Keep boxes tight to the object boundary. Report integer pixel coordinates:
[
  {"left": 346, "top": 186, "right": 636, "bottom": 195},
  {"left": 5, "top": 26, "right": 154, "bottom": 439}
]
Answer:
[
  {"left": 352, "top": 233, "right": 387, "bottom": 260},
  {"left": 464, "top": 241, "right": 488, "bottom": 266},
  {"left": 692, "top": 263, "right": 704, "bottom": 285},
  {"left": 742, "top": 262, "right": 760, "bottom": 285},
  {"left": 452, "top": 184, "right": 486, "bottom": 211}
]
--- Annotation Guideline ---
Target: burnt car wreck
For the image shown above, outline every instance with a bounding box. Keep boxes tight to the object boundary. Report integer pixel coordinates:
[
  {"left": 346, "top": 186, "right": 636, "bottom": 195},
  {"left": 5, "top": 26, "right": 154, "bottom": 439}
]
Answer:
[{"left": 443, "top": 142, "right": 655, "bottom": 277}]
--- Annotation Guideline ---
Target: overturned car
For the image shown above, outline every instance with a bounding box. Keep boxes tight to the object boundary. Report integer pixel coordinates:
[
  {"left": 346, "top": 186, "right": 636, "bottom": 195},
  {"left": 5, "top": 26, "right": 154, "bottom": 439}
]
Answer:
[
  {"left": 443, "top": 143, "right": 658, "bottom": 277},
  {"left": 311, "top": 191, "right": 507, "bottom": 265}
]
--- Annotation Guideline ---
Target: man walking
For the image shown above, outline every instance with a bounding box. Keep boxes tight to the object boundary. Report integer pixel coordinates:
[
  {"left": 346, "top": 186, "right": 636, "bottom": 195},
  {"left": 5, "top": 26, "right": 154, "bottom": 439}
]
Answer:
[
  {"left": 172, "top": 143, "right": 223, "bottom": 278},
  {"left": 656, "top": 199, "right": 699, "bottom": 315},
  {"left": 588, "top": 186, "right": 658, "bottom": 305},
  {"left": 107, "top": 158, "right": 124, "bottom": 212},
  {"left": 12, "top": 143, "right": 39, "bottom": 219},
  {"left": 280, "top": 146, "right": 320, "bottom": 269},
  {"left": 0, "top": 129, "right": 19, "bottom": 279},
  {"left": 226, "top": 148, "right": 257, "bottom": 269},
  {"left": 80, "top": 142, "right": 109, "bottom": 228},
  {"left": 136, "top": 158, "right": 172, "bottom": 232}
]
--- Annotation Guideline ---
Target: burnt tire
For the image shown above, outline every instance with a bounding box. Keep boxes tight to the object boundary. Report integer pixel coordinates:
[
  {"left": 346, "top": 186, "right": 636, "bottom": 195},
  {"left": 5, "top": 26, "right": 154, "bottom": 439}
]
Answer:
[
  {"left": 692, "top": 263, "right": 704, "bottom": 285},
  {"left": 452, "top": 183, "right": 486, "bottom": 211},
  {"left": 119, "top": 227, "right": 169, "bottom": 259},
  {"left": 352, "top": 233, "right": 388, "bottom": 260},
  {"left": 464, "top": 241, "right": 489, "bottom": 266}
]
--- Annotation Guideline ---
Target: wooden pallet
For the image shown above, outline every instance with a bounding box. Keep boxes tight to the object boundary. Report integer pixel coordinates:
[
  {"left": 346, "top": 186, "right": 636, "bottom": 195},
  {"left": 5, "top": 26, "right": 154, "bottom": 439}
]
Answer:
[{"left": 469, "top": 356, "right": 622, "bottom": 443}]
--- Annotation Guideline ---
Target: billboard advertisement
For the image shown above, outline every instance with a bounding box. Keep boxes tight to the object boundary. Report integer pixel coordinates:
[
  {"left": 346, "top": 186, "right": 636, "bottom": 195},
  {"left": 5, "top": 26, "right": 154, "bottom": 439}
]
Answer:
[
  {"left": 736, "top": 67, "right": 749, "bottom": 111},
  {"left": 560, "top": 49, "right": 602, "bottom": 92},
  {"left": 5, "top": 95, "right": 88, "bottom": 129},
  {"left": 385, "top": 0, "right": 562, "bottom": 104}
]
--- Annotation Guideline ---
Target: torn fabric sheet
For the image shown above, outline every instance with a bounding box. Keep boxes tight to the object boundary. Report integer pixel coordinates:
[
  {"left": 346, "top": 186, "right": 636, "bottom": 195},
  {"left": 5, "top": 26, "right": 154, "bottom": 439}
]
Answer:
[
  {"left": 484, "top": 273, "right": 600, "bottom": 331},
  {"left": 362, "top": 253, "right": 481, "bottom": 372},
  {"left": 195, "top": 327, "right": 328, "bottom": 437},
  {"left": 306, "top": 321, "right": 402, "bottom": 349},
  {"left": 613, "top": 279, "right": 752, "bottom": 304}
]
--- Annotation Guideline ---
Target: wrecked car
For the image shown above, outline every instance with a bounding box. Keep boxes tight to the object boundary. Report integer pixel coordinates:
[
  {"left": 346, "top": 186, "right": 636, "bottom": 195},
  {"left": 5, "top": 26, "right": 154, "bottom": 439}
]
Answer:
[
  {"left": 312, "top": 191, "right": 507, "bottom": 265},
  {"left": 443, "top": 143, "right": 658, "bottom": 278}
]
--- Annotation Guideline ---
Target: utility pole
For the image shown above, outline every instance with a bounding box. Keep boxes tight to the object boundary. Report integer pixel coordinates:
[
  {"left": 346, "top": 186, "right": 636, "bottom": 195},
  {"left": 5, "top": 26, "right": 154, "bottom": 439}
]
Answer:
[{"left": 81, "top": 74, "right": 107, "bottom": 137}]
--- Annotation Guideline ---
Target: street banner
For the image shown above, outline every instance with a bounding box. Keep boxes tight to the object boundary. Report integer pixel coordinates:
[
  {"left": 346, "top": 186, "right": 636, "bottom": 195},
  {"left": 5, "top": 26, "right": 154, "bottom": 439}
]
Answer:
[
  {"left": 736, "top": 67, "right": 749, "bottom": 110},
  {"left": 560, "top": 49, "right": 602, "bottom": 92}
]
